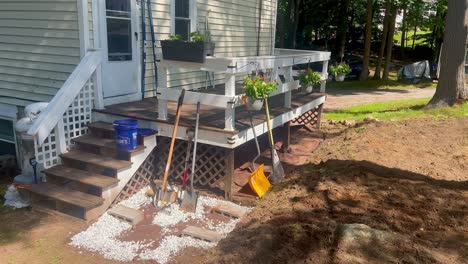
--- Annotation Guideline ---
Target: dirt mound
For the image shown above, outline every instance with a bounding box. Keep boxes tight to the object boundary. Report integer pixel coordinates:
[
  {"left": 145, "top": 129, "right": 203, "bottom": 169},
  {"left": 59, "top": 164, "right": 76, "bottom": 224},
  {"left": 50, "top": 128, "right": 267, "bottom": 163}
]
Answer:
[{"left": 174, "top": 117, "right": 468, "bottom": 264}]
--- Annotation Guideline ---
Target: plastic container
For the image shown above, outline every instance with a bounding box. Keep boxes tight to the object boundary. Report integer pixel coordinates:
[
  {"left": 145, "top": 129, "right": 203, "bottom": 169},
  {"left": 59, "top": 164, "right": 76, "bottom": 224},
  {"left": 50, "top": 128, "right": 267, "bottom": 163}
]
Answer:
[
  {"left": 137, "top": 128, "right": 157, "bottom": 145},
  {"left": 113, "top": 119, "right": 138, "bottom": 151}
]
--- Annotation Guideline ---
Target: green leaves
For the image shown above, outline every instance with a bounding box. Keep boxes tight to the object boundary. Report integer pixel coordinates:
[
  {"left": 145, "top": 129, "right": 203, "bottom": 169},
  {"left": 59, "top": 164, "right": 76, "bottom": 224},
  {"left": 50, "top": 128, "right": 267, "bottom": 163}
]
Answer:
[
  {"left": 298, "top": 68, "right": 322, "bottom": 87},
  {"left": 243, "top": 75, "right": 278, "bottom": 100},
  {"left": 330, "top": 62, "right": 352, "bottom": 76}
]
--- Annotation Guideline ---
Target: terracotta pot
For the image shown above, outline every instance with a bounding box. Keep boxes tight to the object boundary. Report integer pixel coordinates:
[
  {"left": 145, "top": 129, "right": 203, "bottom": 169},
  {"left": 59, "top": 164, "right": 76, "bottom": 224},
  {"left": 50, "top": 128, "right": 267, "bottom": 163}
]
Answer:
[{"left": 335, "top": 74, "right": 346, "bottom": 82}]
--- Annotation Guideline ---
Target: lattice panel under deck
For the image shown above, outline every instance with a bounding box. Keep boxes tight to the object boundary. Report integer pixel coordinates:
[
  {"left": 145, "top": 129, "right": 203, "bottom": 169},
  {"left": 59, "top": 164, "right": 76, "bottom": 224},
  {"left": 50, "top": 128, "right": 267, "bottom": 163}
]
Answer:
[
  {"left": 291, "top": 104, "right": 323, "bottom": 127},
  {"left": 155, "top": 138, "right": 228, "bottom": 188},
  {"left": 113, "top": 149, "right": 157, "bottom": 205},
  {"left": 63, "top": 80, "right": 94, "bottom": 149}
]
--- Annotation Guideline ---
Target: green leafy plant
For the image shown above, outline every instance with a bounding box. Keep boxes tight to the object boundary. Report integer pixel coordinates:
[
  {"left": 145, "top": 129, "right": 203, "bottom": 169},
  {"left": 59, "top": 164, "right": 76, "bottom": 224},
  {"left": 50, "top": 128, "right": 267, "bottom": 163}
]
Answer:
[
  {"left": 298, "top": 68, "right": 322, "bottom": 87},
  {"left": 330, "top": 62, "right": 352, "bottom": 76},
  {"left": 190, "top": 31, "right": 206, "bottom": 42},
  {"left": 243, "top": 75, "right": 278, "bottom": 100},
  {"left": 168, "top": 34, "right": 182, "bottom": 41}
]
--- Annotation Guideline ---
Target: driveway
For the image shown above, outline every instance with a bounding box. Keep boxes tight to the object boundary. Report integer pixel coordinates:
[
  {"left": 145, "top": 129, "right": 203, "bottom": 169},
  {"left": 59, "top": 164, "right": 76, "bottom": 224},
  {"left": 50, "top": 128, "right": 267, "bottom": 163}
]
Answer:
[{"left": 324, "top": 88, "right": 435, "bottom": 110}]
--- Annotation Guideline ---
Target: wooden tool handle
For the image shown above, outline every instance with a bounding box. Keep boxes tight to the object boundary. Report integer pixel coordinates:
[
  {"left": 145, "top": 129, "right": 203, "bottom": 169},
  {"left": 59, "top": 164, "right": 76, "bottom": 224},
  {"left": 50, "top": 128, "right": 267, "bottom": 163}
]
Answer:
[
  {"left": 264, "top": 97, "right": 275, "bottom": 146},
  {"left": 162, "top": 89, "right": 185, "bottom": 191}
]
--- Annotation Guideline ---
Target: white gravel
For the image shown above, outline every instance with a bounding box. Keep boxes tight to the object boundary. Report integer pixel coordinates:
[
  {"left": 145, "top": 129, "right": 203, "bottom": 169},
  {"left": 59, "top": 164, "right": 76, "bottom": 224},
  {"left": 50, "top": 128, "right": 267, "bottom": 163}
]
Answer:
[{"left": 70, "top": 189, "right": 251, "bottom": 264}]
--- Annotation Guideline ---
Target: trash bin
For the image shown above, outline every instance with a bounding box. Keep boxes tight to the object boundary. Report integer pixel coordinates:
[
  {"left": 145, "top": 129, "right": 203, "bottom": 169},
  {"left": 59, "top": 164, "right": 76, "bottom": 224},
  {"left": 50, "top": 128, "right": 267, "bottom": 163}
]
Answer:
[{"left": 113, "top": 119, "right": 138, "bottom": 151}]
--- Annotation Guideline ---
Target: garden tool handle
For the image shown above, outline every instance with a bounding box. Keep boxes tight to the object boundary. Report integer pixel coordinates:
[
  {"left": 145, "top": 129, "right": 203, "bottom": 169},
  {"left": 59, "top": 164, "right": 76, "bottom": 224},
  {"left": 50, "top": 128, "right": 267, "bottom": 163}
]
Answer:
[{"left": 161, "top": 89, "right": 185, "bottom": 192}]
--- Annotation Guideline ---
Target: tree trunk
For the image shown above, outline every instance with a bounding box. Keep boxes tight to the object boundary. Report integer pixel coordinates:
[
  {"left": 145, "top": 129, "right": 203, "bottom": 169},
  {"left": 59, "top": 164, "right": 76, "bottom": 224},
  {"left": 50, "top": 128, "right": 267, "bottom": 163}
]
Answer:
[
  {"left": 427, "top": 0, "right": 468, "bottom": 108},
  {"left": 360, "top": 0, "right": 374, "bottom": 81},
  {"left": 291, "top": 0, "right": 302, "bottom": 48},
  {"left": 374, "top": 0, "right": 391, "bottom": 79},
  {"left": 336, "top": 0, "right": 351, "bottom": 60},
  {"left": 383, "top": 3, "right": 397, "bottom": 80},
  {"left": 400, "top": 6, "right": 407, "bottom": 58},
  {"left": 412, "top": 24, "right": 417, "bottom": 49}
]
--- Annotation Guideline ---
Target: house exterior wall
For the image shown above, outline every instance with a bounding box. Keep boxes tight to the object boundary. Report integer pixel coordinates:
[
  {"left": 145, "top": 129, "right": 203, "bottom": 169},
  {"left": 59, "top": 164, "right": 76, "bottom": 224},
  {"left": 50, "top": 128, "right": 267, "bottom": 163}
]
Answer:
[
  {"left": 0, "top": 0, "right": 81, "bottom": 107},
  {"left": 141, "top": 0, "right": 278, "bottom": 96}
]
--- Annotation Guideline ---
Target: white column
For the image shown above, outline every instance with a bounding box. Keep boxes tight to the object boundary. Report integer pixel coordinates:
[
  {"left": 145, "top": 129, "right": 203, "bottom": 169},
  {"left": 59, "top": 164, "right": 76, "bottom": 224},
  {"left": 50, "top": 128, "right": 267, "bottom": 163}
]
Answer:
[
  {"left": 224, "top": 74, "right": 236, "bottom": 131},
  {"left": 284, "top": 66, "right": 292, "bottom": 108},
  {"left": 93, "top": 67, "right": 104, "bottom": 109},
  {"left": 158, "top": 67, "right": 168, "bottom": 120},
  {"left": 55, "top": 120, "right": 67, "bottom": 154},
  {"left": 321, "top": 60, "right": 329, "bottom": 93}
]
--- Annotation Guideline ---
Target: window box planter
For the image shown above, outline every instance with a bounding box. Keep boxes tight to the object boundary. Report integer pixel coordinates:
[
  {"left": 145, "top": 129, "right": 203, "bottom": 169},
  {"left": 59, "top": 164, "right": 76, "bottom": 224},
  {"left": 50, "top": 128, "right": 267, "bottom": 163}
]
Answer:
[{"left": 160, "top": 41, "right": 215, "bottom": 63}]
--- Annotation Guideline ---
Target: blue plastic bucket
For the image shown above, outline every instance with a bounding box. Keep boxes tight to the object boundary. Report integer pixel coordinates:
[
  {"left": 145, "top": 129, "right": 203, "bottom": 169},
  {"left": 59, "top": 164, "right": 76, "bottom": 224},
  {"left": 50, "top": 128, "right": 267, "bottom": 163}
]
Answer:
[
  {"left": 113, "top": 119, "right": 138, "bottom": 151},
  {"left": 137, "top": 128, "right": 157, "bottom": 145}
]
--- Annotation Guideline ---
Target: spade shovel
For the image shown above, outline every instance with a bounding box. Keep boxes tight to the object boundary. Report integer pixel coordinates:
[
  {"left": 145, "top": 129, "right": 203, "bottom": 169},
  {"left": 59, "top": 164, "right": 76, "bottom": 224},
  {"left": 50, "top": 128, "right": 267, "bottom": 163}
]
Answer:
[
  {"left": 264, "top": 96, "right": 285, "bottom": 183},
  {"left": 180, "top": 101, "right": 201, "bottom": 212}
]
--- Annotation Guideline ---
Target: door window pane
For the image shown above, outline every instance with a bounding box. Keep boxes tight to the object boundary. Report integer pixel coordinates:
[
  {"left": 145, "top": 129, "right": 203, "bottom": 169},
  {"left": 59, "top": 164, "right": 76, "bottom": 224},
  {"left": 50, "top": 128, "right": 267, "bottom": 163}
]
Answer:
[
  {"left": 106, "top": 0, "right": 132, "bottom": 61},
  {"left": 175, "top": 19, "right": 190, "bottom": 41}
]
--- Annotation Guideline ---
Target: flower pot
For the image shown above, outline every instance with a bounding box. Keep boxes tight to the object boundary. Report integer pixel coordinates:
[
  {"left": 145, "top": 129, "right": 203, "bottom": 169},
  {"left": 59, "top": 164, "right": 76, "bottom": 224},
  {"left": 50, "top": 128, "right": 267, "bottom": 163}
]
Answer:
[
  {"left": 305, "top": 86, "right": 313, "bottom": 93},
  {"left": 247, "top": 97, "right": 264, "bottom": 111},
  {"left": 335, "top": 74, "right": 346, "bottom": 82},
  {"left": 161, "top": 40, "right": 215, "bottom": 63}
]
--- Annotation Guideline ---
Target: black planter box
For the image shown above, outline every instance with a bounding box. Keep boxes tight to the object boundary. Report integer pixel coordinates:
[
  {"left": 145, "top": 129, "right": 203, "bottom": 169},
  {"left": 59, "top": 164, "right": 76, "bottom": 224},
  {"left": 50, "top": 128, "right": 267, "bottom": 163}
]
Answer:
[{"left": 160, "top": 41, "right": 215, "bottom": 63}]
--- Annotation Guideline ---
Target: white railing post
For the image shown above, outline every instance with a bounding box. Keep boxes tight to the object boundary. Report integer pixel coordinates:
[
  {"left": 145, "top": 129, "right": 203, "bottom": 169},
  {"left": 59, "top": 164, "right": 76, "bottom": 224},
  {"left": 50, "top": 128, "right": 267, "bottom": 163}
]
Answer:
[
  {"left": 93, "top": 67, "right": 104, "bottom": 109},
  {"left": 284, "top": 66, "right": 292, "bottom": 108},
  {"left": 55, "top": 119, "right": 67, "bottom": 154},
  {"left": 321, "top": 60, "right": 329, "bottom": 93},
  {"left": 158, "top": 66, "right": 168, "bottom": 120},
  {"left": 225, "top": 74, "right": 236, "bottom": 131}
]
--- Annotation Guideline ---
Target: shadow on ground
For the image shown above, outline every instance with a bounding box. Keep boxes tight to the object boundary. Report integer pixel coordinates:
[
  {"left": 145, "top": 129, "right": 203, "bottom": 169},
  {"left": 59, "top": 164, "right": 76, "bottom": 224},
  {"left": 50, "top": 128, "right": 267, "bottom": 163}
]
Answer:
[{"left": 203, "top": 159, "right": 467, "bottom": 264}]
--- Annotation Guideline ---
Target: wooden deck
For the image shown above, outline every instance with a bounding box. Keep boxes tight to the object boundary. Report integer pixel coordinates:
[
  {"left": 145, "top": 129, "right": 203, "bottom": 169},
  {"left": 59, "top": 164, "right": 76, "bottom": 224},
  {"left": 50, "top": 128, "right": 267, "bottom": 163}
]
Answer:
[{"left": 95, "top": 87, "right": 326, "bottom": 139}]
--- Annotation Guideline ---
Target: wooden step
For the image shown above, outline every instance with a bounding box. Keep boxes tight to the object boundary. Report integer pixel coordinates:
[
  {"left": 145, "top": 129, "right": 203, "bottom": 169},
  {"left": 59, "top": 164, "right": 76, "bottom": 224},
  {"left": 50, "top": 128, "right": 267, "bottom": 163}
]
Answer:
[
  {"left": 25, "top": 183, "right": 104, "bottom": 210},
  {"left": 72, "top": 135, "right": 145, "bottom": 160},
  {"left": 61, "top": 150, "right": 132, "bottom": 177},
  {"left": 87, "top": 121, "right": 115, "bottom": 139},
  {"left": 43, "top": 165, "right": 119, "bottom": 190}
]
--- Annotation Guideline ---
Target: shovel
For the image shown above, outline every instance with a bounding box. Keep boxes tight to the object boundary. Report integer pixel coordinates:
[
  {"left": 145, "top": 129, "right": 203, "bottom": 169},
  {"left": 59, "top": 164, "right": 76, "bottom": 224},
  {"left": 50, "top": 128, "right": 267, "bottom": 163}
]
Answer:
[
  {"left": 180, "top": 102, "right": 201, "bottom": 212},
  {"left": 180, "top": 130, "right": 194, "bottom": 197},
  {"left": 242, "top": 96, "right": 270, "bottom": 197},
  {"left": 264, "top": 96, "right": 285, "bottom": 183},
  {"left": 153, "top": 89, "right": 185, "bottom": 207}
]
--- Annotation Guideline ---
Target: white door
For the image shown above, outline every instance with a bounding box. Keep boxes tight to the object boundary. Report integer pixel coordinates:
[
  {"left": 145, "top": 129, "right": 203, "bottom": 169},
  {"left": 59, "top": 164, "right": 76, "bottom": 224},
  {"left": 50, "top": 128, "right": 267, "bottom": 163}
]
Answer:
[{"left": 100, "top": 0, "right": 139, "bottom": 99}]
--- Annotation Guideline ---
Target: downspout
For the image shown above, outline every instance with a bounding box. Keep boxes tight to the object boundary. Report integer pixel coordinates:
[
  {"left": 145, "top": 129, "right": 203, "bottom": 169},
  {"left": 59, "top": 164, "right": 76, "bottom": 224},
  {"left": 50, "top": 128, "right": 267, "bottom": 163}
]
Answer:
[{"left": 256, "top": 0, "right": 263, "bottom": 56}]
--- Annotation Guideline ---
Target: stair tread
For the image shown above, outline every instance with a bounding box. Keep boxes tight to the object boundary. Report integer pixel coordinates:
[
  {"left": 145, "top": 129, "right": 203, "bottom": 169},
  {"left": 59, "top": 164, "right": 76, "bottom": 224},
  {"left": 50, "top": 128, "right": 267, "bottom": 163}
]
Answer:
[
  {"left": 72, "top": 135, "right": 145, "bottom": 153},
  {"left": 43, "top": 165, "right": 119, "bottom": 189},
  {"left": 25, "top": 183, "right": 104, "bottom": 209},
  {"left": 87, "top": 121, "right": 114, "bottom": 132},
  {"left": 61, "top": 151, "right": 132, "bottom": 171}
]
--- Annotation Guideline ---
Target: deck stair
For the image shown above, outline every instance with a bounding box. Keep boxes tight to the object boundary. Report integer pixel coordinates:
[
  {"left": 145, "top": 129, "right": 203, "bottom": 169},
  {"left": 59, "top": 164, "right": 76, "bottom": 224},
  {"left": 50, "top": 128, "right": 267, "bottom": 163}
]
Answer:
[{"left": 25, "top": 122, "right": 157, "bottom": 221}]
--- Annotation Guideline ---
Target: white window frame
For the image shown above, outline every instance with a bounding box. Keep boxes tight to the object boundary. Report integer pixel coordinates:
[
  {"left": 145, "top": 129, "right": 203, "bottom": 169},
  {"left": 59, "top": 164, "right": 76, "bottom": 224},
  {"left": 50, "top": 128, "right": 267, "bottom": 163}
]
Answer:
[{"left": 170, "top": 0, "right": 198, "bottom": 39}]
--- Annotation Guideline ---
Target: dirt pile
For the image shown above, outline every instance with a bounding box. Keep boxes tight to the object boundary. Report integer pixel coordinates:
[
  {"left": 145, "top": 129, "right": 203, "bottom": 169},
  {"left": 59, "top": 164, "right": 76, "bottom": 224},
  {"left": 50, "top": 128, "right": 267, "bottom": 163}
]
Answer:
[{"left": 174, "top": 117, "right": 468, "bottom": 264}]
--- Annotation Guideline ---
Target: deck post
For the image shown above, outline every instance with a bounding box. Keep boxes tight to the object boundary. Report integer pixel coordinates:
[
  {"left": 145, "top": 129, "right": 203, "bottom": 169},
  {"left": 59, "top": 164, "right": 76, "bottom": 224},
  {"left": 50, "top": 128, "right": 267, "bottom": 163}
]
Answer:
[
  {"left": 93, "top": 67, "right": 104, "bottom": 109},
  {"left": 284, "top": 66, "right": 292, "bottom": 108},
  {"left": 320, "top": 60, "right": 329, "bottom": 93},
  {"left": 281, "top": 121, "right": 291, "bottom": 152},
  {"left": 316, "top": 104, "right": 324, "bottom": 130},
  {"left": 158, "top": 67, "right": 168, "bottom": 120},
  {"left": 225, "top": 149, "right": 234, "bottom": 201},
  {"left": 224, "top": 74, "right": 236, "bottom": 131}
]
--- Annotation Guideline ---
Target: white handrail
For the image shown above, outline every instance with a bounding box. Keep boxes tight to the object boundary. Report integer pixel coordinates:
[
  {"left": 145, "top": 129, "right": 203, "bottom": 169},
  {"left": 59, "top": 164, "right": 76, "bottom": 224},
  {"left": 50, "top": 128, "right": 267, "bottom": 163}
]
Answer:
[{"left": 27, "top": 50, "right": 102, "bottom": 145}]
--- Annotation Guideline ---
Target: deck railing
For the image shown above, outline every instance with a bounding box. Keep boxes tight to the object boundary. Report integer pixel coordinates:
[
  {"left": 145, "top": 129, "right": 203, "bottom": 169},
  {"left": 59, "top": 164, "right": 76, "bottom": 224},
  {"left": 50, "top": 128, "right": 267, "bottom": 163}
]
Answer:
[
  {"left": 157, "top": 48, "right": 331, "bottom": 131},
  {"left": 27, "top": 50, "right": 103, "bottom": 168}
]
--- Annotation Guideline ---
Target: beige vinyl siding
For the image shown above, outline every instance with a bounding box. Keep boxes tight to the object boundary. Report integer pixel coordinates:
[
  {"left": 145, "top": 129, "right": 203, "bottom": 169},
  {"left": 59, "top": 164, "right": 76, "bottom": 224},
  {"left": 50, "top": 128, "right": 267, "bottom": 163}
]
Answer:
[
  {"left": 141, "top": 0, "right": 277, "bottom": 97},
  {"left": 0, "top": 0, "right": 80, "bottom": 107}
]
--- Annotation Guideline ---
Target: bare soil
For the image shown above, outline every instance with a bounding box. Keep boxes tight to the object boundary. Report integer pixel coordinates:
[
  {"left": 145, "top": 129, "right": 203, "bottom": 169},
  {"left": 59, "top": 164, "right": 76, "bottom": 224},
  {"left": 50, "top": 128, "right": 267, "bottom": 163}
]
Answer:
[
  {"left": 174, "top": 117, "right": 468, "bottom": 264},
  {"left": 1, "top": 118, "right": 466, "bottom": 264}
]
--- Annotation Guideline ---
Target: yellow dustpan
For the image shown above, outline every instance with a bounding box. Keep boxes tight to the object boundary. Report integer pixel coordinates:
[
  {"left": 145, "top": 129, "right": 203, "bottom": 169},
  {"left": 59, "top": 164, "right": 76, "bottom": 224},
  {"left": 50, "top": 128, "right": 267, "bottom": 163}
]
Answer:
[{"left": 248, "top": 164, "right": 271, "bottom": 198}]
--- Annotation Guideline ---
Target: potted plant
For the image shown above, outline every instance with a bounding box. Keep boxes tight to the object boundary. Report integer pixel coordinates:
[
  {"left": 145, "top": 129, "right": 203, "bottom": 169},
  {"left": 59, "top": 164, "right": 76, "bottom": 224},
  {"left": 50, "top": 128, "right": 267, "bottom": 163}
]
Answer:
[
  {"left": 160, "top": 32, "right": 215, "bottom": 63},
  {"left": 243, "top": 75, "right": 278, "bottom": 110},
  {"left": 330, "top": 62, "right": 351, "bottom": 82},
  {"left": 298, "top": 68, "right": 322, "bottom": 93}
]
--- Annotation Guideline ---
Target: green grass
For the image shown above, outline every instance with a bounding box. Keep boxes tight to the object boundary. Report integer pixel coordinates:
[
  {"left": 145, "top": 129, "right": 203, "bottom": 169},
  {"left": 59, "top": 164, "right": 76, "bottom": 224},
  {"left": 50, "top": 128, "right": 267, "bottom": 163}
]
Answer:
[
  {"left": 394, "top": 30, "right": 430, "bottom": 47},
  {"left": 327, "top": 78, "right": 437, "bottom": 90},
  {"left": 325, "top": 98, "right": 468, "bottom": 121}
]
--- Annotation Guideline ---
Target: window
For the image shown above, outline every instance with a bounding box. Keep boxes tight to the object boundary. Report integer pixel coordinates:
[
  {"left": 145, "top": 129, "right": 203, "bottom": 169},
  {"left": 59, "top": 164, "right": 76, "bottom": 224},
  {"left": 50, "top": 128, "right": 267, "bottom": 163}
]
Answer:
[
  {"left": 0, "top": 119, "right": 16, "bottom": 156},
  {"left": 106, "top": 0, "right": 132, "bottom": 61},
  {"left": 173, "top": 0, "right": 195, "bottom": 41}
]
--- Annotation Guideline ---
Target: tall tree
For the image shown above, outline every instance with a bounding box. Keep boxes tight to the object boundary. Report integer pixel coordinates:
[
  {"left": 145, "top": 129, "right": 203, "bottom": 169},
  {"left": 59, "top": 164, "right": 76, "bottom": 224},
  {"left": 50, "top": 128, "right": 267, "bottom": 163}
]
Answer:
[
  {"left": 290, "top": 0, "right": 303, "bottom": 48},
  {"left": 336, "top": 0, "right": 351, "bottom": 59},
  {"left": 427, "top": 0, "right": 467, "bottom": 108},
  {"left": 400, "top": 2, "right": 408, "bottom": 58},
  {"left": 374, "top": 0, "right": 391, "bottom": 79},
  {"left": 383, "top": 2, "right": 397, "bottom": 80},
  {"left": 360, "top": 0, "right": 374, "bottom": 80}
]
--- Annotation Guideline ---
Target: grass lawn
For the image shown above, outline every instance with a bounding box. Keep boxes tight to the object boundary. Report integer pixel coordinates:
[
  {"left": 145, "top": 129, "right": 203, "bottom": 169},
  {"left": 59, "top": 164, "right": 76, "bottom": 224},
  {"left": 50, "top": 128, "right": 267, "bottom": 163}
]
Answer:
[
  {"left": 324, "top": 98, "right": 468, "bottom": 121},
  {"left": 394, "top": 30, "right": 430, "bottom": 47}
]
